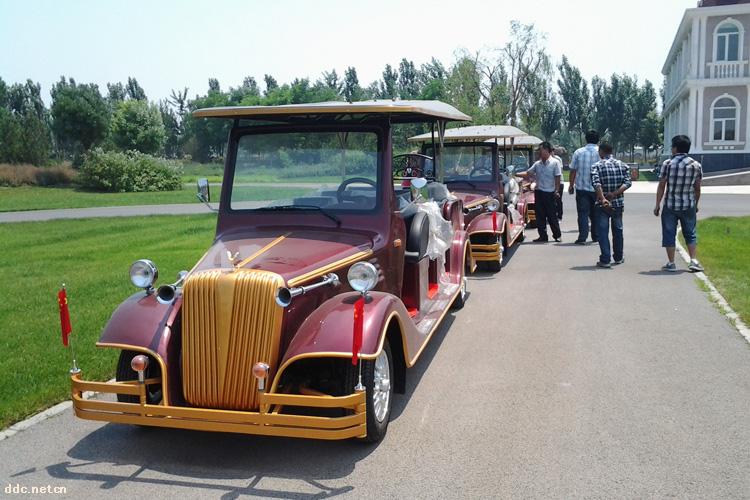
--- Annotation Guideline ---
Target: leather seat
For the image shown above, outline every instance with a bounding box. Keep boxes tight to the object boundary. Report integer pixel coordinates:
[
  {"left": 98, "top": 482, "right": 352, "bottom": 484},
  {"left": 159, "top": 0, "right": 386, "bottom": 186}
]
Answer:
[{"left": 403, "top": 211, "right": 429, "bottom": 263}]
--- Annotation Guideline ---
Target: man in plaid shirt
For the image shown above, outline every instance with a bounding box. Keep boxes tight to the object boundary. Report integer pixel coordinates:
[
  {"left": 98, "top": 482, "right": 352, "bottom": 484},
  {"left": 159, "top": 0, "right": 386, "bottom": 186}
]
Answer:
[
  {"left": 591, "top": 142, "right": 632, "bottom": 268},
  {"left": 654, "top": 135, "right": 703, "bottom": 272}
]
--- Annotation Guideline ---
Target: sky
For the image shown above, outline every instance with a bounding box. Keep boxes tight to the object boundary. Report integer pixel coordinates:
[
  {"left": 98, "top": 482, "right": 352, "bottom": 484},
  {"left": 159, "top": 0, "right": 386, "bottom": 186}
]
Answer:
[{"left": 0, "top": 0, "right": 695, "bottom": 106}]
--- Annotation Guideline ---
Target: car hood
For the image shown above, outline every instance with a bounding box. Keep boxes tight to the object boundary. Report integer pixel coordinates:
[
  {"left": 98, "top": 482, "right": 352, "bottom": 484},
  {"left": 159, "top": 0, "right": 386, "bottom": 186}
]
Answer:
[{"left": 189, "top": 228, "right": 374, "bottom": 285}]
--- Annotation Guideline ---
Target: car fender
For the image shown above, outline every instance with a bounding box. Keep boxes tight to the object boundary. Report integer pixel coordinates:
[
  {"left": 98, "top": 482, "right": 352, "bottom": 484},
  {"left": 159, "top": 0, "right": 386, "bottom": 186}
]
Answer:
[
  {"left": 466, "top": 211, "right": 507, "bottom": 236},
  {"left": 97, "top": 292, "right": 179, "bottom": 360}
]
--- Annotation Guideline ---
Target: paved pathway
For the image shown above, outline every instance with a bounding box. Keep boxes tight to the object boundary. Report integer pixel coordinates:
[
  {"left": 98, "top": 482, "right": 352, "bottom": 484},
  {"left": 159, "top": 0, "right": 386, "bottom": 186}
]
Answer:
[{"left": 0, "top": 195, "right": 749, "bottom": 498}]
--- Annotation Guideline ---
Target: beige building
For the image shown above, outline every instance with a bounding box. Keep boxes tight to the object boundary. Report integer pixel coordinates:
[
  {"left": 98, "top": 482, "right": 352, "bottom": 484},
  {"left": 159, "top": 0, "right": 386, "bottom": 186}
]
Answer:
[{"left": 663, "top": 0, "right": 750, "bottom": 171}]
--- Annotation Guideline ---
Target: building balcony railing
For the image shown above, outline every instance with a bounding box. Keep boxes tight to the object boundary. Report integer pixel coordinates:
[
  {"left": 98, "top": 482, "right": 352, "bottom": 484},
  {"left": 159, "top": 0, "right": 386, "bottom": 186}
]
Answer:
[{"left": 707, "top": 60, "right": 748, "bottom": 79}]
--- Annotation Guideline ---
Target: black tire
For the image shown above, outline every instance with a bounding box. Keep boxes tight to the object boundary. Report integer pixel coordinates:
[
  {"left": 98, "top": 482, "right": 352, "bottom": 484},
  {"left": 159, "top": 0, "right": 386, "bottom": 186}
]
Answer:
[
  {"left": 115, "top": 350, "right": 163, "bottom": 404},
  {"left": 451, "top": 276, "right": 467, "bottom": 310},
  {"left": 349, "top": 341, "right": 394, "bottom": 443}
]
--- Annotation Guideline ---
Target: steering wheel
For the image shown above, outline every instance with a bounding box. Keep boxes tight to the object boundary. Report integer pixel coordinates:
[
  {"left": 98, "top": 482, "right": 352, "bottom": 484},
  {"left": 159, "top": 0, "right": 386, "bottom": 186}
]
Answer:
[{"left": 336, "top": 177, "right": 377, "bottom": 204}]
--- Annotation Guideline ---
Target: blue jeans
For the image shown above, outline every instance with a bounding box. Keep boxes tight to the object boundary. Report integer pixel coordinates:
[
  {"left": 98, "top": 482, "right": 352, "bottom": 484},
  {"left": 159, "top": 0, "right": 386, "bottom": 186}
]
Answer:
[
  {"left": 661, "top": 206, "right": 697, "bottom": 247},
  {"left": 575, "top": 190, "right": 598, "bottom": 241},
  {"left": 595, "top": 206, "right": 623, "bottom": 263}
]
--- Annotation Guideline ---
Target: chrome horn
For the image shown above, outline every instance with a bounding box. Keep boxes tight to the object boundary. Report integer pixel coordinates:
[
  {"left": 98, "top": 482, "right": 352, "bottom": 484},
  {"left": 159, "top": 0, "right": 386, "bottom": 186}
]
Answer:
[
  {"left": 156, "top": 270, "right": 188, "bottom": 305},
  {"left": 275, "top": 273, "right": 340, "bottom": 307}
]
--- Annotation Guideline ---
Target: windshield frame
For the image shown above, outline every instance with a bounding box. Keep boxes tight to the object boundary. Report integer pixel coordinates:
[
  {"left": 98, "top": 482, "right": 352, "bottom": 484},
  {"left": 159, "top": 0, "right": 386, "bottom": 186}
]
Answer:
[
  {"left": 422, "top": 141, "right": 499, "bottom": 185},
  {"left": 223, "top": 123, "right": 385, "bottom": 215}
]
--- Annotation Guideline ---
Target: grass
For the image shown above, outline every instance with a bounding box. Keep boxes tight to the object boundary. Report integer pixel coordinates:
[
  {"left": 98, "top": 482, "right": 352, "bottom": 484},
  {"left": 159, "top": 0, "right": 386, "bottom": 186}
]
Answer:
[
  {"left": 691, "top": 216, "right": 750, "bottom": 325},
  {"left": 0, "top": 186, "right": 310, "bottom": 212},
  {"left": 0, "top": 214, "right": 218, "bottom": 428}
]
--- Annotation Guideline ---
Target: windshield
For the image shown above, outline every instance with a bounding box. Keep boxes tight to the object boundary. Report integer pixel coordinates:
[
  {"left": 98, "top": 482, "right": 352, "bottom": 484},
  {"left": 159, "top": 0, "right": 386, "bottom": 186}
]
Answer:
[
  {"left": 231, "top": 131, "right": 379, "bottom": 211},
  {"left": 498, "top": 150, "right": 533, "bottom": 171},
  {"left": 424, "top": 144, "right": 495, "bottom": 182}
]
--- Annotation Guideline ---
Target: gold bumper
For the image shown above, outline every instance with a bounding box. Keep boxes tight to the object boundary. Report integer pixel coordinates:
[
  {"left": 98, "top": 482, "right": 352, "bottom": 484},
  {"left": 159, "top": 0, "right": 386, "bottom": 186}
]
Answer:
[
  {"left": 71, "top": 373, "right": 366, "bottom": 440},
  {"left": 470, "top": 242, "right": 501, "bottom": 262}
]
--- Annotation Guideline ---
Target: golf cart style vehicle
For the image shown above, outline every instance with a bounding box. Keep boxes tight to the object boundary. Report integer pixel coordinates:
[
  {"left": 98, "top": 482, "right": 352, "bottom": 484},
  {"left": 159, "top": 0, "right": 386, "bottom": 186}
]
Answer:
[
  {"left": 408, "top": 126, "right": 528, "bottom": 271},
  {"left": 70, "top": 100, "right": 474, "bottom": 442}
]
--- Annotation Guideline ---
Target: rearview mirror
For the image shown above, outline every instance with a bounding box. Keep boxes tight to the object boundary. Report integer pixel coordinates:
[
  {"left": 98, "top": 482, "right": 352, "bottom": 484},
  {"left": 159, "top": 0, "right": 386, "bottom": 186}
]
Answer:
[
  {"left": 411, "top": 177, "right": 428, "bottom": 189},
  {"left": 197, "top": 178, "right": 210, "bottom": 203}
]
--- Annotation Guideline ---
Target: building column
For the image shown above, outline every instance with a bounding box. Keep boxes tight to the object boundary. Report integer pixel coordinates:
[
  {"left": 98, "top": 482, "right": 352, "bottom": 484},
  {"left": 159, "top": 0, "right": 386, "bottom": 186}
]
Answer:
[
  {"left": 696, "top": 86, "right": 705, "bottom": 151},
  {"left": 699, "top": 16, "right": 707, "bottom": 78},
  {"left": 745, "top": 85, "right": 750, "bottom": 148},
  {"left": 688, "top": 87, "right": 697, "bottom": 142},
  {"left": 691, "top": 17, "right": 700, "bottom": 78}
]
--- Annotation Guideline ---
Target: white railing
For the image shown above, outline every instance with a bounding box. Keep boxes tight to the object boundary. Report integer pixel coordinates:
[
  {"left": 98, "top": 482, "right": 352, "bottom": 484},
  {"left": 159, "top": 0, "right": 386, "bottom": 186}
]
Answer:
[{"left": 707, "top": 60, "right": 748, "bottom": 79}]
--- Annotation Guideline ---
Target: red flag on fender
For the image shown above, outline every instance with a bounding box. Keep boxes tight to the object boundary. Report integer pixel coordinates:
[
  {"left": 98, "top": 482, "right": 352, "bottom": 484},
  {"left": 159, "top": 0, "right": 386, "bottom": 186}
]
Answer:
[
  {"left": 58, "top": 287, "right": 72, "bottom": 347},
  {"left": 352, "top": 295, "right": 365, "bottom": 365},
  {"left": 492, "top": 211, "right": 497, "bottom": 233}
]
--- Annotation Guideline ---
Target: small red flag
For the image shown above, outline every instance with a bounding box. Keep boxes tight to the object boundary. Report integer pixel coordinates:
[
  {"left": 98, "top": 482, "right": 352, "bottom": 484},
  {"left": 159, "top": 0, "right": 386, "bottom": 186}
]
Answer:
[
  {"left": 352, "top": 296, "right": 365, "bottom": 365},
  {"left": 492, "top": 211, "right": 498, "bottom": 233},
  {"left": 58, "top": 287, "right": 72, "bottom": 347}
]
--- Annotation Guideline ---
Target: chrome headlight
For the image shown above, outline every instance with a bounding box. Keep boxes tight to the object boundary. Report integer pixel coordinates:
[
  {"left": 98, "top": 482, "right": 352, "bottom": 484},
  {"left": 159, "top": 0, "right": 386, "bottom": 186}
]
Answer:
[
  {"left": 129, "top": 259, "right": 158, "bottom": 289},
  {"left": 347, "top": 262, "right": 378, "bottom": 293},
  {"left": 486, "top": 199, "right": 500, "bottom": 212}
]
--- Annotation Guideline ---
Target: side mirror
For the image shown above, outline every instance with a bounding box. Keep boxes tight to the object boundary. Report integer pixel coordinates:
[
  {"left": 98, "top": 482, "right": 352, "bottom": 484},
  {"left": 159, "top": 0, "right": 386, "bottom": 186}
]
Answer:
[
  {"left": 197, "top": 178, "right": 210, "bottom": 203},
  {"left": 411, "top": 177, "right": 428, "bottom": 189}
]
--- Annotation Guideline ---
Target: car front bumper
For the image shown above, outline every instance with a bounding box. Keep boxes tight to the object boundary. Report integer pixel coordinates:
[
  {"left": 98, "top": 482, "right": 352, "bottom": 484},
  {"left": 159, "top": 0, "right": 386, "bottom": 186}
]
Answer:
[{"left": 71, "top": 372, "right": 367, "bottom": 440}]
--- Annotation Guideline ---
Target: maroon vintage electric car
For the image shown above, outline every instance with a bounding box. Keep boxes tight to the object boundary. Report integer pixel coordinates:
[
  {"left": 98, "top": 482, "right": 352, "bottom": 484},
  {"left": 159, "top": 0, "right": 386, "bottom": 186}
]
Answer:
[
  {"left": 408, "top": 126, "right": 529, "bottom": 271},
  {"left": 70, "top": 100, "right": 474, "bottom": 442}
]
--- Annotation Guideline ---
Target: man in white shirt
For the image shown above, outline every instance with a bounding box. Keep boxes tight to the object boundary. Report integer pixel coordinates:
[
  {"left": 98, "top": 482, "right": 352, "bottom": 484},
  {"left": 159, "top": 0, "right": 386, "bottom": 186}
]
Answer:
[{"left": 516, "top": 141, "right": 562, "bottom": 242}]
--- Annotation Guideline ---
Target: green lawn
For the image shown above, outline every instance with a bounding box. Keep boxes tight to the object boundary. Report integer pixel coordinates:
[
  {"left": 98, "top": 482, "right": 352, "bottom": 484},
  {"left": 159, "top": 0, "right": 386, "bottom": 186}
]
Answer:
[
  {"left": 693, "top": 216, "right": 750, "bottom": 326},
  {"left": 0, "top": 186, "right": 309, "bottom": 212},
  {"left": 0, "top": 215, "right": 217, "bottom": 428}
]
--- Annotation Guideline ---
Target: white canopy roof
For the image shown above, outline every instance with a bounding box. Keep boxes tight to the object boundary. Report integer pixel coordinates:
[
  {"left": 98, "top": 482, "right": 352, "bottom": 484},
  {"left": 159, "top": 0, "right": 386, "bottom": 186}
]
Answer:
[{"left": 407, "top": 125, "right": 527, "bottom": 143}]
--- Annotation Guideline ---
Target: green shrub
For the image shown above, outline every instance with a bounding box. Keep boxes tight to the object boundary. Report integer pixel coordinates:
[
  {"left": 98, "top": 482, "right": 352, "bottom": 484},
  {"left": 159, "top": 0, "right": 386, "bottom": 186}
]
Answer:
[{"left": 78, "top": 149, "right": 182, "bottom": 192}]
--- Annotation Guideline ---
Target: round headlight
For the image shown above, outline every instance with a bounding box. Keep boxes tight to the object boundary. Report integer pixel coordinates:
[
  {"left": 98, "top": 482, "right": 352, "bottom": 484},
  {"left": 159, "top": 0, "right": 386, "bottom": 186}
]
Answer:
[
  {"left": 130, "top": 259, "right": 158, "bottom": 289},
  {"left": 347, "top": 262, "right": 378, "bottom": 293},
  {"left": 486, "top": 199, "right": 500, "bottom": 212}
]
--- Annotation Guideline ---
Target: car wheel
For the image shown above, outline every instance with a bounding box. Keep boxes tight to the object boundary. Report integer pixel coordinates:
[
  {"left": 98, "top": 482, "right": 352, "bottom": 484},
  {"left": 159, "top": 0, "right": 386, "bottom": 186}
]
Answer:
[
  {"left": 451, "top": 276, "right": 467, "bottom": 310},
  {"left": 115, "top": 350, "right": 163, "bottom": 404},
  {"left": 359, "top": 341, "right": 394, "bottom": 443}
]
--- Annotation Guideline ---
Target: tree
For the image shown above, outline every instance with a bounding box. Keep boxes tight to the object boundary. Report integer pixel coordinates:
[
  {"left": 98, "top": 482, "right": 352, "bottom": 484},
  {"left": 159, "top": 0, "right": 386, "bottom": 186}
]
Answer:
[
  {"left": 106, "top": 82, "right": 126, "bottom": 107},
  {"left": 322, "top": 69, "right": 342, "bottom": 94},
  {"left": 126, "top": 77, "right": 147, "bottom": 100},
  {"left": 343, "top": 67, "right": 363, "bottom": 102},
  {"left": 398, "top": 59, "right": 420, "bottom": 99},
  {"left": 50, "top": 77, "right": 110, "bottom": 159},
  {"left": 502, "top": 21, "right": 550, "bottom": 126},
  {"left": 379, "top": 64, "right": 398, "bottom": 99},
  {"left": 639, "top": 110, "right": 662, "bottom": 162},
  {"left": 446, "top": 54, "right": 483, "bottom": 120},
  {"left": 557, "top": 56, "right": 590, "bottom": 145},
  {"left": 208, "top": 78, "right": 221, "bottom": 93},
  {"left": 110, "top": 99, "right": 165, "bottom": 154},
  {"left": 470, "top": 49, "right": 509, "bottom": 124},
  {"left": 419, "top": 58, "right": 447, "bottom": 100},
  {"left": 264, "top": 75, "right": 278, "bottom": 95}
]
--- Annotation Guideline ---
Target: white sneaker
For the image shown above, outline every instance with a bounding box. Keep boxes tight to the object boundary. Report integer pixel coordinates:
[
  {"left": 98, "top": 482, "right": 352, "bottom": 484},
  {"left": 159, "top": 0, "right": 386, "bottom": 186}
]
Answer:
[
  {"left": 662, "top": 262, "right": 677, "bottom": 272},
  {"left": 688, "top": 260, "right": 704, "bottom": 272}
]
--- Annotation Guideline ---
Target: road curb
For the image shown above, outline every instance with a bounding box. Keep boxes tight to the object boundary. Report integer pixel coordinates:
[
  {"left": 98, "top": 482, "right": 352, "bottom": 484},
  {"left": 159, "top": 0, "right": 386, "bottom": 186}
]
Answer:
[
  {"left": 676, "top": 241, "right": 750, "bottom": 344},
  {"left": 0, "top": 381, "right": 112, "bottom": 442}
]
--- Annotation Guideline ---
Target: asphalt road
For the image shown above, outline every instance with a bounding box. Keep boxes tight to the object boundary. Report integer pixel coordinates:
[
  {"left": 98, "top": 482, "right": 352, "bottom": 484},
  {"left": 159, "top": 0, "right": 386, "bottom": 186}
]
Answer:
[{"left": 1, "top": 194, "right": 749, "bottom": 498}]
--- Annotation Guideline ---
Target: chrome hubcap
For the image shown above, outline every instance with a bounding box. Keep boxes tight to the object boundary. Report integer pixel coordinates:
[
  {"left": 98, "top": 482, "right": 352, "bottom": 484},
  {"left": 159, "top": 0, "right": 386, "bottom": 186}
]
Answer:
[{"left": 372, "top": 350, "right": 391, "bottom": 423}]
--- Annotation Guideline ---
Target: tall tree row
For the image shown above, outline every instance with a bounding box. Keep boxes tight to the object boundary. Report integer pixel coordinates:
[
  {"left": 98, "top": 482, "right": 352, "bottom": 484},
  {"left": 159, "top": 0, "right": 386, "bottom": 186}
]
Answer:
[{"left": 0, "top": 19, "right": 663, "bottom": 167}]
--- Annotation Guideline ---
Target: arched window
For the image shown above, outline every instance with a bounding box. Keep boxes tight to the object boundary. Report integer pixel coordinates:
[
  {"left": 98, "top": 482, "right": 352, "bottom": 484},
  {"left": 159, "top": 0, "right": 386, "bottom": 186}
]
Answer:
[
  {"left": 711, "top": 95, "right": 739, "bottom": 141},
  {"left": 715, "top": 20, "right": 742, "bottom": 62}
]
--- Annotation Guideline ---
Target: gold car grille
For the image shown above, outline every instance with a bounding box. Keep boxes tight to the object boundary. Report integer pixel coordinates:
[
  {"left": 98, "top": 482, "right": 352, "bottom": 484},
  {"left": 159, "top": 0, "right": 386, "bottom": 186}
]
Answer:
[{"left": 181, "top": 269, "right": 285, "bottom": 410}]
